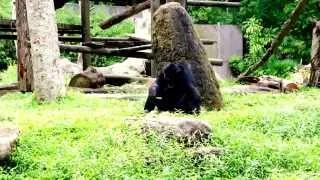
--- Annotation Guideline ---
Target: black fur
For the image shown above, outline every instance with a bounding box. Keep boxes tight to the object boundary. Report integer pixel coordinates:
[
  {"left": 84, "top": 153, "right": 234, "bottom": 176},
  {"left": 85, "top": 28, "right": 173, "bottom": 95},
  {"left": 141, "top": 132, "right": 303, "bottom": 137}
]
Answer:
[{"left": 144, "top": 62, "right": 201, "bottom": 114}]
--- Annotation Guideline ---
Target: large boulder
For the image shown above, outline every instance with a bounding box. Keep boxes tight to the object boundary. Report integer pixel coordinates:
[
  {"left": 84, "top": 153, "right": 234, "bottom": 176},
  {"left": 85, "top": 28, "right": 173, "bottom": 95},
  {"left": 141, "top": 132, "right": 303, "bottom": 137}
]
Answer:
[
  {"left": 152, "top": 2, "right": 223, "bottom": 110},
  {"left": 0, "top": 127, "right": 19, "bottom": 163}
]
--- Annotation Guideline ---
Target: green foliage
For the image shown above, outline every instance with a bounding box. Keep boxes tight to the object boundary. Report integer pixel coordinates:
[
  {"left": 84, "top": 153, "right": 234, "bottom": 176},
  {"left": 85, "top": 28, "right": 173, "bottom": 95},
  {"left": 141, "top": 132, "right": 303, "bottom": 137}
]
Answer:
[
  {"left": 1, "top": 80, "right": 320, "bottom": 178},
  {"left": 190, "top": 0, "right": 320, "bottom": 76},
  {"left": 0, "top": 40, "right": 16, "bottom": 71},
  {"left": 0, "top": 65, "right": 16, "bottom": 84},
  {"left": 0, "top": 0, "right": 11, "bottom": 18},
  {"left": 188, "top": 6, "right": 237, "bottom": 24},
  {"left": 229, "top": 18, "right": 298, "bottom": 77}
]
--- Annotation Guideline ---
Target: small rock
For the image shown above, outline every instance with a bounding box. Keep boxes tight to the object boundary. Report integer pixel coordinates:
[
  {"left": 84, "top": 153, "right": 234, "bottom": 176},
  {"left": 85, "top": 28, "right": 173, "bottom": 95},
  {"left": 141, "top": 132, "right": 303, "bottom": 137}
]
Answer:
[
  {"left": 142, "top": 115, "right": 212, "bottom": 146},
  {"left": 0, "top": 127, "right": 19, "bottom": 163}
]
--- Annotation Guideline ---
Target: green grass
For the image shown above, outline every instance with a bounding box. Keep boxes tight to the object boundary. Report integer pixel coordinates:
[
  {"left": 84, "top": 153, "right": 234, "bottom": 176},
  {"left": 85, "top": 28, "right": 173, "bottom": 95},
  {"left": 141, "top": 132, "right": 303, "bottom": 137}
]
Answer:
[
  {"left": 1, "top": 68, "right": 320, "bottom": 179},
  {"left": 0, "top": 65, "right": 16, "bottom": 85}
]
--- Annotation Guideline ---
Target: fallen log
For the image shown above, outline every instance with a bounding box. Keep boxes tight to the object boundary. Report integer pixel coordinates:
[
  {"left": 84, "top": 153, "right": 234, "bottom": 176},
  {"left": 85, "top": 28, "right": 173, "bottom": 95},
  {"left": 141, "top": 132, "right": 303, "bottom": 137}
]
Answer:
[
  {"left": 238, "top": 76, "right": 299, "bottom": 93},
  {"left": 69, "top": 67, "right": 151, "bottom": 88},
  {"left": 0, "top": 83, "right": 18, "bottom": 91},
  {"left": 99, "top": 0, "right": 151, "bottom": 29}
]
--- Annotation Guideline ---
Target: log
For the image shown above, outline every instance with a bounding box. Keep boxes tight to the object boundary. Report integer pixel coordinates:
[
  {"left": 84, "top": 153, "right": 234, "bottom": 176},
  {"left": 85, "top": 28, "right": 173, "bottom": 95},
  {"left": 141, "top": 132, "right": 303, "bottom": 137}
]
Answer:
[
  {"left": 69, "top": 67, "right": 151, "bottom": 88},
  {"left": 187, "top": 0, "right": 240, "bottom": 7},
  {"left": 59, "top": 44, "right": 153, "bottom": 59},
  {"left": 152, "top": 2, "right": 223, "bottom": 110},
  {"left": 308, "top": 21, "right": 320, "bottom": 86},
  {"left": 208, "top": 58, "right": 223, "bottom": 66},
  {"left": 0, "top": 34, "right": 215, "bottom": 46},
  {"left": 0, "top": 19, "right": 82, "bottom": 34},
  {"left": 99, "top": 0, "right": 151, "bottom": 30},
  {"left": 237, "top": 75, "right": 299, "bottom": 93},
  {"left": 0, "top": 83, "right": 18, "bottom": 91},
  {"left": 237, "top": 0, "right": 309, "bottom": 79},
  {"left": 69, "top": 67, "right": 106, "bottom": 88}
]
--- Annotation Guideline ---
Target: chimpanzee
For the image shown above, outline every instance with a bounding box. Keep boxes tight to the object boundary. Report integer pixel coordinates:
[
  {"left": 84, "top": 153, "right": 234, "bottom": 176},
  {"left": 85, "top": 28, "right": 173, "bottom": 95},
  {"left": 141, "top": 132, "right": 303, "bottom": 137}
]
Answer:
[{"left": 144, "top": 62, "right": 201, "bottom": 114}]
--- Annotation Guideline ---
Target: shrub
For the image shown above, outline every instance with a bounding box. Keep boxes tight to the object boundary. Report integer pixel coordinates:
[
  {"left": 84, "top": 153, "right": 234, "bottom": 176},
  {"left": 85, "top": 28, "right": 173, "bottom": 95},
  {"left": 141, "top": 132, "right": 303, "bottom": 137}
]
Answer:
[
  {"left": 229, "top": 18, "right": 298, "bottom": 78},
  {"left": 0, "top": 40, "right": 16, "bottom": 71}
]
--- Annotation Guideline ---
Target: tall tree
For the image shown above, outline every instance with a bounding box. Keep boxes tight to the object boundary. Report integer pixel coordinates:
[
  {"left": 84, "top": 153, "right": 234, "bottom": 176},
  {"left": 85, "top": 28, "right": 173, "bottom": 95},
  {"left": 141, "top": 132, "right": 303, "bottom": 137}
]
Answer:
[
  {"left": 26, "top": 0, "right": 65, "bottom": 101},
  {"left": 309, "top": 21, "right": 320, "bottom": 86}
]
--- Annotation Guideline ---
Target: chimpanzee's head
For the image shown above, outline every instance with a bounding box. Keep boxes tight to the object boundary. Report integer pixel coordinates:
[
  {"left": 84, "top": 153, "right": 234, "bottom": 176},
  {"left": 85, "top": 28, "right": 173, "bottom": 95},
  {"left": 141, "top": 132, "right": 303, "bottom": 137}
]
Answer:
[{"left": 162, "top": 63, "right": 183, "bottom": 88}]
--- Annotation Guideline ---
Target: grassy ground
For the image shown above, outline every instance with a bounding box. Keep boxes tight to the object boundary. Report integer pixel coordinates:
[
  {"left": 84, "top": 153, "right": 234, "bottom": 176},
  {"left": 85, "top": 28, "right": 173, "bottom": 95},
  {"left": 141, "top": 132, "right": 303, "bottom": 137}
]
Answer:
[{"left": 1, "top": 68, "right": 320, "bottom": 179}]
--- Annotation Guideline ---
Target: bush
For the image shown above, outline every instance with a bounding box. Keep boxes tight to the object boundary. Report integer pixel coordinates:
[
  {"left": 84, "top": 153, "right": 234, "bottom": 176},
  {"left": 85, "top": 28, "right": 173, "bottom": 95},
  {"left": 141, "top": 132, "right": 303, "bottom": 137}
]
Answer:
[
  {"left": 230, "top": 56, "right": 297, "bottom": 78},
  {"left": 0, "top": 40, "right": 16, "bottom": 71},
  {"left": 229, "top": 18, "right": 298, "bottom": 78}
]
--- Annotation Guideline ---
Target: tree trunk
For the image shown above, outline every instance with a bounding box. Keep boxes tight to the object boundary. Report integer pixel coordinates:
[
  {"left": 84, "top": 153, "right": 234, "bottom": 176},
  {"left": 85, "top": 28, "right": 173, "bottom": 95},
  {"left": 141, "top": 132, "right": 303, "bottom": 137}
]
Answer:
[
  {"left": 26, "top": 0, "right": 65, "bottom": 101},
  {"left": 152, "top": 2, "right": 223, "bottom": 109},
  {"left": 80, "top": 0, "right": 91, "bottom": 70},
  {"left": 309, "top": 21, "right": 320, "bottom": 86},
  {"left": 16, "top": 0, "right": 33, "bottom": 92}
]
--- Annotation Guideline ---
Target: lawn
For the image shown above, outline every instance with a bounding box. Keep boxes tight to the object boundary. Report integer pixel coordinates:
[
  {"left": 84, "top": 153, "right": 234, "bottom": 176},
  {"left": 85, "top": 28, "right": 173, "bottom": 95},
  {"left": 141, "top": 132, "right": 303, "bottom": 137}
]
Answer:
[{"left": 1, "top": 68, "right": 320, "bottom": 179}]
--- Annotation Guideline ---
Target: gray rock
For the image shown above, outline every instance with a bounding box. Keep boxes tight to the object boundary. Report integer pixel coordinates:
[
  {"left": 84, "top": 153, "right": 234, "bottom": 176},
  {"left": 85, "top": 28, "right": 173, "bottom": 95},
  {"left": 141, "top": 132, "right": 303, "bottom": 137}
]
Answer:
[
  {"left": 142, "top": 115, "right": 212, "bottom": 146},
  {"left": 98, "top": 58, "right": 147, "bottom": 77},
  {"left": 0, "top": 127, "right": 19, "bottom": 162}
]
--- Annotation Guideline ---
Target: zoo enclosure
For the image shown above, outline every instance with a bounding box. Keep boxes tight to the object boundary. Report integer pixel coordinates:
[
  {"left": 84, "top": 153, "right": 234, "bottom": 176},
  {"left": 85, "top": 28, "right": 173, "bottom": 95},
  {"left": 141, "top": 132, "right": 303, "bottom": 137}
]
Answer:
[{"left": 0, "top": 0, "right": 240, "bottom": 92}]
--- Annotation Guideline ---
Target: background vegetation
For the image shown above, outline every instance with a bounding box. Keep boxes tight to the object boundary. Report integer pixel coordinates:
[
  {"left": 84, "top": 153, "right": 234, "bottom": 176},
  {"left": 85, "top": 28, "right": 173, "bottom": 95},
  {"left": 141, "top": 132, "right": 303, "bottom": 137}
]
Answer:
[
  {"left": 190, "top": 0, "right": 320, "bottom": 77},
  {"left": 0, "top": 0, "right": 135, "bottom": 70}
]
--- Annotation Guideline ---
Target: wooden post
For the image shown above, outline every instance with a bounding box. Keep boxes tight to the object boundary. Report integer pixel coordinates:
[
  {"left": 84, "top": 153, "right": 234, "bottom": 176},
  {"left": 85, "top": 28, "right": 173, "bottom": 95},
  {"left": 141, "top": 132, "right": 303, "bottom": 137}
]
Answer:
[
  {"left": 166, "top": 0, "right": 186, "bottom": 8},
  {"left": 16, "top": 0, "right": 33, "bottom": 92},
  {"left": 309, "top": 21, "right": 320, "bottom": 86},
  {"left": 81, "top": 0, "right": 91, "bottom": 70},
  {"left": 151, "top": 0, "right": 161, "bottom": 77}
]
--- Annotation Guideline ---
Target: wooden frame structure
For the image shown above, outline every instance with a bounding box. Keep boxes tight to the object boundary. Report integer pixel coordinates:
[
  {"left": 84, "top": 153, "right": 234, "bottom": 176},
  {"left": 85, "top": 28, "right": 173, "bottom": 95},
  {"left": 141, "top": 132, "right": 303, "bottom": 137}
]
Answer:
[{"left": 0, "top": 0, "right": 240, "bottom": 92}]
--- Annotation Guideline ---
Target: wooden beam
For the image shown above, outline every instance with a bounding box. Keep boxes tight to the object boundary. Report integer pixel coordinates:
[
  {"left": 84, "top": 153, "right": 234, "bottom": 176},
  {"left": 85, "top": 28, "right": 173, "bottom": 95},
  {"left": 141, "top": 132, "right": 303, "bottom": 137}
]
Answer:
[
  {"left": 187, "top": 0, "right": 240, "bottom": 7},
  {"left": 0, "top": 34, "right": 216, "bottom": 45},
  {"left": 0, "top": 19, "right": 81, "bottom": 32},
  {"left": 208, "top": 58, "right": 223, "bottom": 66},
  {"left": 167, "top": 0, "right": 186, "bottom": 8},
  {"left": 99, "top": 0, "right": 151, "bottom": 30},
  {"left": 59, "top": 44, "right": 153, "bottom": 59},
  {"left": 0, "top": 83, "right": 18, "bottom": 91}
]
